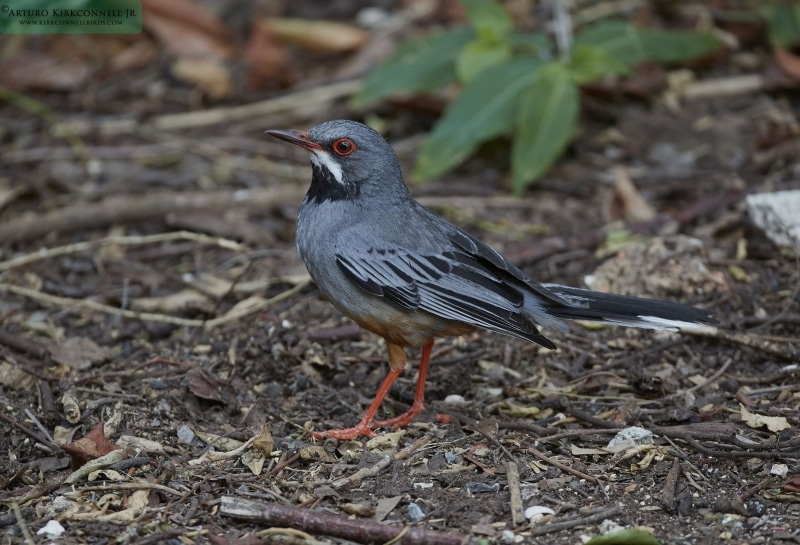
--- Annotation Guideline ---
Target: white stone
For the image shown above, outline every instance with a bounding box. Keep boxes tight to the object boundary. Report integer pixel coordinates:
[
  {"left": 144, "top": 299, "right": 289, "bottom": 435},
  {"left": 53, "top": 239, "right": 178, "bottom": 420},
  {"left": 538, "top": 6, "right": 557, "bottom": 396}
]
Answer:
[
  {"left": 37, "top": 520, "right": 66, "bottom": 538},
  {"left": 746, "top": 190, "right": 800, "bottom": 250}
]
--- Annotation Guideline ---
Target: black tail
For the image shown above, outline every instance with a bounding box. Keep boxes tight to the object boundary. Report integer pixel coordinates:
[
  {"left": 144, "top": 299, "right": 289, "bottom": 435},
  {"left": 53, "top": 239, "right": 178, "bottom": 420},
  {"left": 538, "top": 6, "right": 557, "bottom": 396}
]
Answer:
[{"left": 540, "top": 284, "right": 718, "bottom": 330}]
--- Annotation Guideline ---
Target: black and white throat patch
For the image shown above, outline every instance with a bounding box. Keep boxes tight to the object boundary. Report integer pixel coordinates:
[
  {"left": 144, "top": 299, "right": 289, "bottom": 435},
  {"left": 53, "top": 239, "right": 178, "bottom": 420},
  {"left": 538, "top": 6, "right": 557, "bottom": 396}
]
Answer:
[{"left": 306, "top": 150, "right": 360, "bottom": 204}]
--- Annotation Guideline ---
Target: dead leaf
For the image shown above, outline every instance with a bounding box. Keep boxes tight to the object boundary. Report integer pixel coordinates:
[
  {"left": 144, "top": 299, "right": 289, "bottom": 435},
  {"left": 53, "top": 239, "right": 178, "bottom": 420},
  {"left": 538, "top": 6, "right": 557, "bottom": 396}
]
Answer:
[
  {"left": 63, "top": 449, "right": 127, "bottom": 486},
  {"left": 740, "top": 404, "right": 791, "bottom": 433},
  {"left": 64, "top": 489, "right": 150, "bottom": 523},
  {"left": 171, "top": 57, "right": 232, "bottom": 100},
  {"left": 605, "top": 167, "right": 656, "bottom": 223},
  {"left": 245, "top": 20, "right": 291, "bottom": 89},
  {"left": 142, "top": 0, "right": 232, "bottom": 59},
  {"left": 0, "top": 361, "right": 36, "bottom": 391},
  {"left": 183, "top": 273, "right": 238, "bottom": 298},
  {"left": 132, "top": 288, "right": 213, "bottom": 313},
  {"left": 781, "top": 476, "right": 800, "bottom": 493},
  {"left": 340, "top": 502, "right": 376, "bottom": 517},
  {"left": 775, "top": 47, "right": 800, "bottom": 82},
  {"left": 194, "top": 429, "right": 243, "bottom": 452},
  {"left": 188, "top": 437, "right": 254, "bottom": 466},
  {"left": 88, "top": 469, "right": 127, "bottom": 482},
  {"left": 50, "top": 337, "right": 110, "bottom": 370},
  {"left": 0, "top": 184, "right": 26, "bottom": 212},
  {"left": 299, "top": 445, "right": 336, "bottom": 463},
  {"left": 186, "top": 367, "right": 236, "bottom": 405},
  {"left": 0, "top": 52, "right": 91, "bottom": 91},
  {"left": 261, "top": 18, "right": 368, "bottom": 53},
  {"left": 116, "top": 435, "right": 165, "bottom": 454},
  {"left": 240, "top": 449, "right": 265, "bottom": 475},
  {"left": 571, "top": 445, "right": 608, "bottom": 456},
  {"left": 109, "top": 39, "right": 159, "bottom": 73},
  {"left": 374, "top": 495, "right": 402, "bottom": 522},
  {"left": 252, "top": 424, "right": 274, "bottom": 456},
  {"left": 60, "top": 422, "right": 120, "bottom": 470},
  {"left": 61, "top": 391, "right": 81, "bottom": 424},
  {"left": 366, "top": 430, "right": 404, "bottom": 451}
]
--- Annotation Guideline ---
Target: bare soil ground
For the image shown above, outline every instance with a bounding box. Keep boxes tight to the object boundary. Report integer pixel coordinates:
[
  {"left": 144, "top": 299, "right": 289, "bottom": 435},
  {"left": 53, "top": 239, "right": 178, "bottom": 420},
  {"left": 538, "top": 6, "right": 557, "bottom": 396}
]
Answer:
[{"left": 1, "top": 3, "right": 800, "bottom": 545}]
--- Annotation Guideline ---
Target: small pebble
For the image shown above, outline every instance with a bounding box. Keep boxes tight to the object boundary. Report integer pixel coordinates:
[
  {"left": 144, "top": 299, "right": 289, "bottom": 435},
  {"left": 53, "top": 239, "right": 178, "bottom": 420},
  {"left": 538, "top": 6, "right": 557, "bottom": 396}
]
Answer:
[
  {"left": 176, "top": 424, "right": 195, "bottom": 445},
  {"left": 746, "top": 500, "right": 767, "bottom": 517},
  {"left": 37, "top": 520, "right": 65, "bottom": 538},
  {"left": 771, "top": 463, "right": 788, "bottom": 477},
  {"left": 499, "top": 529, "right": 515, "bottom": 543},
  {"left": 607, "top": 427, "right": 653, "bottom": 449},
  {"left": 524, "top": 505, "right": 555, "bottom": 520},
  {"left": 407, "top": 502, "right": 425, "bottom": 522},
  {"left": 444, "top": 394, "right": 466, "bottom": 404},
  {"left": 464, "top": 482, "right": 500, "bottom": 494}
]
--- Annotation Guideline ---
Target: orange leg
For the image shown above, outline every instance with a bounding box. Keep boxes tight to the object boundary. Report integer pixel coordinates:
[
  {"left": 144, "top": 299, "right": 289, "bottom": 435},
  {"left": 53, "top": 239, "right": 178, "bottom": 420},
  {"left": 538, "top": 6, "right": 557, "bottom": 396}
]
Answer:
[
  {"left": 312, "top": 367, "right": 404, "bottom": 440},
  {"left": 372, "top": 341, "right": 433, "bottom": 429}
]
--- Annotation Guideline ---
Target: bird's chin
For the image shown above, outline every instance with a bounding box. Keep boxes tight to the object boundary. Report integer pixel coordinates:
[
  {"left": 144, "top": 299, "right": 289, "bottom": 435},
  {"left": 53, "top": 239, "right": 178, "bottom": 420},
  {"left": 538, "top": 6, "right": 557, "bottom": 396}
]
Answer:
[{"left": 265, "top": 129, "right": 323, "bottom": 151}]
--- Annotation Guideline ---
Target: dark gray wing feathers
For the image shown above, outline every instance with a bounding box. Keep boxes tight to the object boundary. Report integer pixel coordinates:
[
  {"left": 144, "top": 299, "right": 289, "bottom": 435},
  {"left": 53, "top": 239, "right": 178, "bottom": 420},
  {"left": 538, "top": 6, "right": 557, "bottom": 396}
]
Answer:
[{"left": 335, "top": 246, "right": 555, "bottom": 347}]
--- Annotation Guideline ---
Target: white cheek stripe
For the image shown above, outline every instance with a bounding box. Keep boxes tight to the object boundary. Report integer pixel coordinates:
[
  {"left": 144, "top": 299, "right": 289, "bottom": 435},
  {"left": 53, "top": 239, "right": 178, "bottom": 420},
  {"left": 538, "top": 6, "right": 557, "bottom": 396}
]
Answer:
[{"left": 310, "top": 150, "right": 344, "bottom": 185}]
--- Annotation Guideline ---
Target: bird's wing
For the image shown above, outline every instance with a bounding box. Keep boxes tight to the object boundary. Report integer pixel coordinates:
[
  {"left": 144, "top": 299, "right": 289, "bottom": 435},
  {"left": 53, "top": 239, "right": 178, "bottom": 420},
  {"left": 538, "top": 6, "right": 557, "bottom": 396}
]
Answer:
[
  {"left": 447, "top": 229, "right": 569, "bottom": 307},
  {"left": 335, "top": 246, "right": 556, "bottom": 348}
]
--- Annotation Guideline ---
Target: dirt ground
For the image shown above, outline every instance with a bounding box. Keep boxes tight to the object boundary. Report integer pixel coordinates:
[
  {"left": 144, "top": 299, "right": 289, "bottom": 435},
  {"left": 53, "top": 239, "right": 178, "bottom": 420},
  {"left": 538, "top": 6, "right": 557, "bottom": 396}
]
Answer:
[{"left": 1, "top": 2, "right": 800, "bottom": 544}]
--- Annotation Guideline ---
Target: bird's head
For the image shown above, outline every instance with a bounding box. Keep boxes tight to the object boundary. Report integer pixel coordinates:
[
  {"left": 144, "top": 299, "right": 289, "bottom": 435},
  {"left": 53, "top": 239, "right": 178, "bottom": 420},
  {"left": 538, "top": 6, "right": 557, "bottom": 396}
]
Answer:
[{"left": 267, "top": 120, "right": 407, "bottom": 204}]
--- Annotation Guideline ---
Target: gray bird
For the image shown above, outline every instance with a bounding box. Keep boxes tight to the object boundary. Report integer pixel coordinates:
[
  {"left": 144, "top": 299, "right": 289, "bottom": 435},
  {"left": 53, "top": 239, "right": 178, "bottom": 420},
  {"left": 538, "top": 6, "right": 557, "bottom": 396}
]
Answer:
[{"left": 268, "top": 120, "right": 717, "bottom": 440}]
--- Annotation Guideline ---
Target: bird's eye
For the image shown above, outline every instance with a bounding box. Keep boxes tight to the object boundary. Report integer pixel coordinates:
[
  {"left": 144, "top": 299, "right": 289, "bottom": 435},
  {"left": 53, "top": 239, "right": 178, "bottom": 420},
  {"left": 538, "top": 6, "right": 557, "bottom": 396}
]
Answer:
[{"left": 332, "top": 138, "right": 356, "bottom": 156}]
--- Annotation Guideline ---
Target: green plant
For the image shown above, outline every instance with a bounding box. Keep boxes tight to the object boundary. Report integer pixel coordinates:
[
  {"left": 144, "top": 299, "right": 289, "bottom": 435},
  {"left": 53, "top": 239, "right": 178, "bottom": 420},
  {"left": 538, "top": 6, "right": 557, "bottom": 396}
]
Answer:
[
  {"left": 354, "top": 0, "right": 721, "bottom": 195},
  {"left": 763, "top": 2, "right": 800, "bottom": 47}
]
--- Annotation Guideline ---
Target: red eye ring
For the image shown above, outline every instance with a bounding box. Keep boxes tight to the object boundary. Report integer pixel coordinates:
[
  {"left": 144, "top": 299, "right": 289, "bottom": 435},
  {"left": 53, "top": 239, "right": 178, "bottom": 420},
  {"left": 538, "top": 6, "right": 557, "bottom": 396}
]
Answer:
[{"left": 332, "top": 138, "right": 356, "bottom": 156}]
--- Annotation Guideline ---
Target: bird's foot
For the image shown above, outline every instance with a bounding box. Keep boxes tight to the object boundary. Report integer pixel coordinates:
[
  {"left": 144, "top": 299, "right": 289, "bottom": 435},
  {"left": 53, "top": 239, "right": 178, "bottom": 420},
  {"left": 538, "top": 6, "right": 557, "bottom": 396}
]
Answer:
[
  {"left": 372, "top": 400, "right": 424, "bottom": 429},
  {"left": 312, "top": 419, "right": 378, "bottom": 440}
]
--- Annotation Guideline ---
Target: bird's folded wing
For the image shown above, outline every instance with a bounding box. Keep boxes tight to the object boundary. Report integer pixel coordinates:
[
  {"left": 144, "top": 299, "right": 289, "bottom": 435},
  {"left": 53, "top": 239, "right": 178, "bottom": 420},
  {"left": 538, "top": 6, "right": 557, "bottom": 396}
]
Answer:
[
  {"left": 447, "top": 229, "right": 569, "bottom": 307},
  {"left": 335, "top": 248, "right": 549, "bottom": 344}
]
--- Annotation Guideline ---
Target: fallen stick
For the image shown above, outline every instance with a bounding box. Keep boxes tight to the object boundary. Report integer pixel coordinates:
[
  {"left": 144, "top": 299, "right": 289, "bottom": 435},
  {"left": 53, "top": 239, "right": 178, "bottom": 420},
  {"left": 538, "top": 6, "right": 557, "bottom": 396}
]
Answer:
[
  {"left": 529, "top": 506, "right": 622, "bottom": 536},
  {"left": 0, "top": 277, "right": 309, "bottom": 329},
  {"left": 331, "top": 435, "right": 431, "bottom": 490},
  {"left": 51, "top": 79, "right": 362, "bottom": 135},
  {"left": 524, "top": 445, "right": 600, "bottom": 485},
  {"left": 219, "top": 496, "right": 469, "bottom": 545},
  {"left": 506, "top": 461, "right": 525, "bottom": 526},
  {"left": 0, "top": 187, "right": 305, "bottom": 244}
]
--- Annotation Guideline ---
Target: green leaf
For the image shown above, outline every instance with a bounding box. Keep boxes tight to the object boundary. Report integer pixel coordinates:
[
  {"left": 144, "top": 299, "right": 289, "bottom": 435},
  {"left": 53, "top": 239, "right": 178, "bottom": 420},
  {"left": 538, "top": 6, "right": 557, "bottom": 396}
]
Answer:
[
  {"left": 639, "top": 29, "right": 720, "bottom": 63},
  {"left": 574, "top": 20, "right": 647, "bottom": 68},
  {"left": 461, "top": 0, "right": 514, "bottom": 41},
  {"left": 569, "top": 44, "right": 629, "bottom": 84},
  {"left": 585, "top": 528, "right": 662, "bottom": 545},
  {"left": 764, "top": 4, "right": 800, "bottom": 48},
  {"left": 574, "top": 20, "right": 720, "bottom": 67},
  {"left": 414, "top": 58, "right": 543, "bottom": 181},
  {"left": 511, "top": 62, "right": 578, "bottom": 194},
  {"left": 354, "top": 26, "right": 475, "bottom": 107},
  {"left": 456, "top": 40, "right": 513, "bottom": 83},
  {"left": 508, "top": 31, "right": 551, "bottom": 56}
]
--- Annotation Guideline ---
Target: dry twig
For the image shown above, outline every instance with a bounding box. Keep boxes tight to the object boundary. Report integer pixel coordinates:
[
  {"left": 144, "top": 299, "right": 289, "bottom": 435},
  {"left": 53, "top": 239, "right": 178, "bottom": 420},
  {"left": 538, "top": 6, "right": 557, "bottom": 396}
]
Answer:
[
  {"left": 0, "top": 187, "right": 304, "bottom": 244},
  {"left": 0, "top": 277, "right": 310, "bottom": 329},
  {"left": 0, "top": 231, "right": 247, "bottom": 272},
  {"left": 529, "top": 506, "right": 622, "bottom": 536},
  {"left": 506, "top": 461, "right": 526, "bottom": 526},
  {"left": 52, "top": 80, "right": 362, "bottom": 135},
  {"left": 523, "top": 444, "right": 600, "bottom": 485},
  {"left": 331, "top": 435, "right": 431, "bottom": 490},
  {"left": 220, "top": 496, "right": 467, "bottom": 545}
]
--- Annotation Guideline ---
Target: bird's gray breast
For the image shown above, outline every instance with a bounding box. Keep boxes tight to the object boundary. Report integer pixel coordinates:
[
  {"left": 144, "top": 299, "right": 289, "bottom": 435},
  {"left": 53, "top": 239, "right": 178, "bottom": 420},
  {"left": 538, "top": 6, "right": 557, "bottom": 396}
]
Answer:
[{"left": 296, "top": 199, "right": 374, "bottom": 316}]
